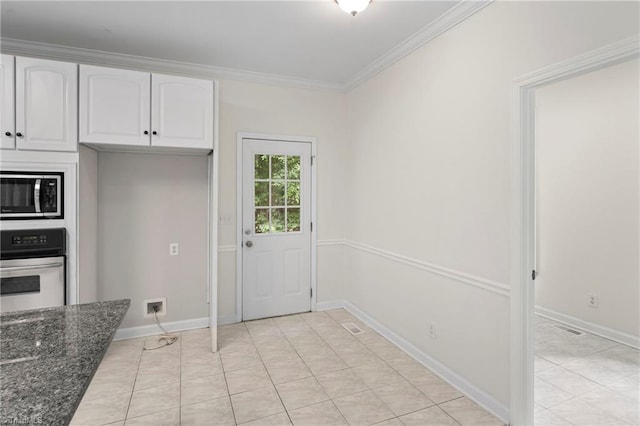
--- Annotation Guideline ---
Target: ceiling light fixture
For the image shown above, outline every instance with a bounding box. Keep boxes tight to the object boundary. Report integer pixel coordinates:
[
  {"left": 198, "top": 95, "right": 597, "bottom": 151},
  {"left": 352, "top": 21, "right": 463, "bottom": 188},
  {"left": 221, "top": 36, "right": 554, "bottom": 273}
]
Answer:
[{"left": 335, "top": 0, "right": 371, "bottom": 16}]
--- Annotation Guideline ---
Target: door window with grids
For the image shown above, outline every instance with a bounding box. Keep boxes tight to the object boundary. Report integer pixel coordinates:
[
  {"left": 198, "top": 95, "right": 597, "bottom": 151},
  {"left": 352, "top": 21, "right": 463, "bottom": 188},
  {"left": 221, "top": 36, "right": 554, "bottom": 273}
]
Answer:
[{"left": 254, "top": 154, "right": 301, "bottom": 234}]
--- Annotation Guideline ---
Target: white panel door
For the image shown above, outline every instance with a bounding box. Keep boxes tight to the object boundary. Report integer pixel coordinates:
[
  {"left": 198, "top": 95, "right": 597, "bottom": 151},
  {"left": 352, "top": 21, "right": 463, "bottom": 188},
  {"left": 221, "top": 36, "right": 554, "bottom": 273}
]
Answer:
[
  {"left": 15, "top": 57, "right": 77, "bottom": 152},
  {"left": 242, "top": 139, "right": 312, "bottom": 320},
  {"left": 151, "top": 74, "right": 213, "bottom": 149},
  {"left": 0, "top": 55, "right": 15, "bottom": 150},
  {"left": 79, "top": 65, "right": 150, "bottom": 146}
]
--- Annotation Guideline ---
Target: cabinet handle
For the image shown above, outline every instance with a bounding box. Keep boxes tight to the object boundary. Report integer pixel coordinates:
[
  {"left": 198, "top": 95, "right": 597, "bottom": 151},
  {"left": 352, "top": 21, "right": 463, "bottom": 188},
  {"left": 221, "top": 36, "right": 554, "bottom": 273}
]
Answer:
[
  {"left": 144, "top": 131, "right": 149, "bottom": 135},
  {"left": 152, "top": 131, "right": 157, "bottom": 135},
  {"left": 4, "top": 132, "right": 11, "bottom": 137},
  {"left": 15, "top": 132, "right": 23, "bottom": 138}
]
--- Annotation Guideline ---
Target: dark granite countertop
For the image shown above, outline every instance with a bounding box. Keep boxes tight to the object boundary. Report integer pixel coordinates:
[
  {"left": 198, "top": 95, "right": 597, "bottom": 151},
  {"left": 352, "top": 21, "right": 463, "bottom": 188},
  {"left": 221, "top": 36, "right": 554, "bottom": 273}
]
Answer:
[{"left": 0, "top": 299, "right": 130, "bottom": 426}]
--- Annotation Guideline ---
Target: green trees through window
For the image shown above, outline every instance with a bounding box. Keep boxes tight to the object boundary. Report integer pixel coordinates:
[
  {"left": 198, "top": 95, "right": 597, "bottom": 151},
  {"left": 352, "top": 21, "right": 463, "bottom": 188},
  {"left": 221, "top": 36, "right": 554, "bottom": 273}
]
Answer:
[{"left": 254, "top": 154, "right": 301, "bottom": 233}]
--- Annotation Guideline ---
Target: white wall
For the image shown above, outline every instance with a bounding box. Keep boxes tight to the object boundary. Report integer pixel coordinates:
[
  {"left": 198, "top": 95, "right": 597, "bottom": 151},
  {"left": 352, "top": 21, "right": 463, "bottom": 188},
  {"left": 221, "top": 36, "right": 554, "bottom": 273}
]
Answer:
[
  {"left": 78, "top": 145, "right": 98, "bottom": 303},
  {"left": 97, "top": 152, "right": 209, "bottom": 328},
  {"left": 216, "top": 79, "right": 348, "bottom": 321},
  {"left": 535, "top": 59, "right": 639, "bottom": 338},
  {"left": 344, "top": 0, "right": 639, "bottom": 409}
]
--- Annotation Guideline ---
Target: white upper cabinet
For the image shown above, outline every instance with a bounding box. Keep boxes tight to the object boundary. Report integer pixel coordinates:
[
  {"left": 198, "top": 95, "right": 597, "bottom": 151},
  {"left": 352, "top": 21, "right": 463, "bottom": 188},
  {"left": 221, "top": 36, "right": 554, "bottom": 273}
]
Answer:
[
  {"left": 80, "top": 65, "right": 213, "bottom": 150},
  {"left": 80, "top": 65, "right": 151, "bottom": 146},
  {"left": 0, "top": 55, "right": 15, "bottom": 150},
  {"left": 15, "top": 57, "right": 78, "bottom": 152},
  {"left": 151, "top": 74, "right": 213, "bottom": 149}
]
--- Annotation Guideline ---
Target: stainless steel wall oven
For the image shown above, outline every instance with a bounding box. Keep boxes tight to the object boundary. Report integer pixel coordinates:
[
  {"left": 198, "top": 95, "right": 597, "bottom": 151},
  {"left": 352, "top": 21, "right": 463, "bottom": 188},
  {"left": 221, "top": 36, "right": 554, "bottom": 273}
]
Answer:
[{"left": 0, "top": 228, "right": 66, "bottom": 313}]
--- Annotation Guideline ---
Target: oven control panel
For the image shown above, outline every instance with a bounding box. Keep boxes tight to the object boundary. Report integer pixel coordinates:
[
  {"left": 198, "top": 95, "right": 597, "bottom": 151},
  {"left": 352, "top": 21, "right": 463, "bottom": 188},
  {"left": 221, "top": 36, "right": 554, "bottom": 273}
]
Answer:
[
  {"left": 1, "top": 228, "right": 66, "bottom": 259},
  {"left": 12, "top": 234, "right": 48, "bottom": 245}
]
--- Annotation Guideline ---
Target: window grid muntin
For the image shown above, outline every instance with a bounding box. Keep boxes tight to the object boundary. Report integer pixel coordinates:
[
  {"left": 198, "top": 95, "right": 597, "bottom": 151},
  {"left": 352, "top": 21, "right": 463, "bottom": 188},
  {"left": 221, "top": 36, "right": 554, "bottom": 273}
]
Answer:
[{"left": 254, "top": 154, "right": 301, "bottom": 234}]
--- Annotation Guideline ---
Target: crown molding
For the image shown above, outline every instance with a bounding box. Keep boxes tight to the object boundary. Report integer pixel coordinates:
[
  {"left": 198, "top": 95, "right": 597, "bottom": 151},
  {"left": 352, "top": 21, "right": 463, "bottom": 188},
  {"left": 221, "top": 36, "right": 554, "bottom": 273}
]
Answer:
[
  {"left": 513, "top": 34, "right": 640, "bottom": 88},
  {"left": 343, "top": 0, "right": 494, "bottom": 91},
  {"left": 0, "top": 0, "right": 492, "bottom": 93},
  {"left": 0, "top": 37, "right": 344, "bottom": 92}
]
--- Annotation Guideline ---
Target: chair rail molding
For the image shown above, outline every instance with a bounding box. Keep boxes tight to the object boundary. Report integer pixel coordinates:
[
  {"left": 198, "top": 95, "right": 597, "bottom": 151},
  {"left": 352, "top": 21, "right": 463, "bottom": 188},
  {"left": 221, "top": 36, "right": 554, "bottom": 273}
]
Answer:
[
  {"left": 217, "top": 245, "right": 237, "bottom": 253},
  {"left": 317, "top": 239, "right": 346, "bottom": 247},
  {"left": 344, "top": 239, "right": 510, "bottom": 297}
]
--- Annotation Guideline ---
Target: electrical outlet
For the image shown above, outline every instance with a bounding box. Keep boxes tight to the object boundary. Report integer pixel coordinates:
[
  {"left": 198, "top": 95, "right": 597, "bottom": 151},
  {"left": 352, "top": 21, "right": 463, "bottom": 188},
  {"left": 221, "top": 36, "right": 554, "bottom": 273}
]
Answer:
[
  {"left": 428, "top": 323, "right": 437, "bottom": 339},
  {"left": 143, "top": 297, "right": 167, "bottom": 318},
  {"left": 588, "top": 294, "right": 598, "bottom": 308},
  {"left": 169, "top": 243, "right": 179, "bottom": 256}
]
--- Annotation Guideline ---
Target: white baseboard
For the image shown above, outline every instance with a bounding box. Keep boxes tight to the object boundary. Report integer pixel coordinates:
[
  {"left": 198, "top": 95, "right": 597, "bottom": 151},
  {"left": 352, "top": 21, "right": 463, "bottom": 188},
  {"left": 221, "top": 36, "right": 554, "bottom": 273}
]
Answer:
[
  {"left": 343, "top": 301, "right": 510, "bottom": 424},
  {"left": 316, "top": 300, "right": 346, "bottom": 311},
  {"left": 536, "top": 306, "right": 640, "bottom": 349},
  {"left": 114, "top": 317, "right": 209, "bottom": 341},
  {"left": 217, "top": 314, "right": 239, "bottom": 326}
]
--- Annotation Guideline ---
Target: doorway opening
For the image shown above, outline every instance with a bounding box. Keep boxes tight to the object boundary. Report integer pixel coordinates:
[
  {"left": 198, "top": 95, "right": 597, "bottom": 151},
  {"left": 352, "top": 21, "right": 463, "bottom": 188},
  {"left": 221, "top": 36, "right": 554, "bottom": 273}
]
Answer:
[
  {"left": 532, "top": 58, "right": 639, "bottom": 425},
  {"left": 510, "top": 36, "right": 639, "bottom": 425}
]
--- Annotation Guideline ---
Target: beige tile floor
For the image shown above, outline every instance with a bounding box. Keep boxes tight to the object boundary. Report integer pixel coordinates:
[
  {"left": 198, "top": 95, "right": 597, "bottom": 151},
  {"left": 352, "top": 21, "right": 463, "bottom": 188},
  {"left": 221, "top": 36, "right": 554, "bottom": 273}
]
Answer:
[
  {"left": 534, "top": 316, "right": 640, "bottom": 425},
  {"left": 71, "top": 309, "right": 503, "bottom": 426}
]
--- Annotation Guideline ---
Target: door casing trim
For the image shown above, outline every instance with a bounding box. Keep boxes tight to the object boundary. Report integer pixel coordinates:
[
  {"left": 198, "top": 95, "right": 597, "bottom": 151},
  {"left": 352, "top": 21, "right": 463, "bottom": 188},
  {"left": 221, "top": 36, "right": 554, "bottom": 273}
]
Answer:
[{"left": 235, "top": 132, "right": 318, "bottom": 323}]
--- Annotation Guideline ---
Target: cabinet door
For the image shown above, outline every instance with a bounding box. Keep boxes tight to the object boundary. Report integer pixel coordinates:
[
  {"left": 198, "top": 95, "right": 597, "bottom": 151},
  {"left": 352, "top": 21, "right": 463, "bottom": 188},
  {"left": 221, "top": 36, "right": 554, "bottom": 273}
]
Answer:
[
  {"left": 15, "top": 57, "right": 77, "bottom": 152},
  {"left": 0, "top": 55, "right": 15, "bottom": 150},
  {"left": 80, "top": 65, "right": 150, "bottom": 146},
  {"left": 151, "top": 74, "right": 213, "bottom": 149}
]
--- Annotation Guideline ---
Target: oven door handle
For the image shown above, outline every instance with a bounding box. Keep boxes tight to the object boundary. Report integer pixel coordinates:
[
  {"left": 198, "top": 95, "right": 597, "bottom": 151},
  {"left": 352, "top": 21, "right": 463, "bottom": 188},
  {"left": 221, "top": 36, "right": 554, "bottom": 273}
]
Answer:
[{"left": 0, "top": 262, "right": 64, "bottom": 272}]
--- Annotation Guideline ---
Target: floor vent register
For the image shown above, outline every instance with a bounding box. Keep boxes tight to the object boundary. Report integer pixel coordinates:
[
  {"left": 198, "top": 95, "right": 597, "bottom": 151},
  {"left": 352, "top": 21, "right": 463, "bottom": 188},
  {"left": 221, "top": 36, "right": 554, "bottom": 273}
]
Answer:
[
  {"left": 551, "top": 324, "right": 584, "bottom": 336},
  {"left": 342, "top": 322, "right": 364, "bottom": 335}
]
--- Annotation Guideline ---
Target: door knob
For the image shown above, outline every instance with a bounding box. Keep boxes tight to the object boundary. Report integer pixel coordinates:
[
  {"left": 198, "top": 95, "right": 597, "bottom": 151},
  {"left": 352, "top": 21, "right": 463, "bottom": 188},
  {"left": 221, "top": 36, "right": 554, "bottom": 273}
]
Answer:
[
  {"left": 245, "top": 241, "right": 253, "bottom": 248},
  {"left": 244, "top": 228, "right": 251, "bottom": 235},
  {"left": 15, "top": 132, "right": 23, "bottom": 138},
  {"left": 4, "top": 131, "right": 11, "bottom": 137}
]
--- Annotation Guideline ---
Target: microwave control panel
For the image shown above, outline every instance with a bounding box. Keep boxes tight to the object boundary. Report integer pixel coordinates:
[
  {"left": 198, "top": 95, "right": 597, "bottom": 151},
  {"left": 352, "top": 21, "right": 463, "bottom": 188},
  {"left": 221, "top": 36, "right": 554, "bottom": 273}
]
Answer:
[{"left": 41, "top": 179, "right": 58, "bottom": 212}]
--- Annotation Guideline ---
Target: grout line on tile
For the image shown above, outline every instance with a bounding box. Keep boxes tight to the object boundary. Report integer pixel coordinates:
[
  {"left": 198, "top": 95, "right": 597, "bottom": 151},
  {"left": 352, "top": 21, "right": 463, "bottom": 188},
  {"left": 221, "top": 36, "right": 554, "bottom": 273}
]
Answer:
[
  {"left": 438, "top": 395, "right": 466, "bottom": 404},
  {"left": 437, "top": 405, "right": 464, "bottom": 426},
  {"left": 123, "top": 338, "right": 145, "bottom": 421},
  {"left": 178, "top": 331, "right": 182, "bottom": 424},
  {"left": 221, "top": 337, "right": 239, "bottom": 425},
  {"left": 543, "top": 407, "right": 578, "bottom": 426},
  {"left": 247, "top": 320, "right": 294, "bottom": 425}
]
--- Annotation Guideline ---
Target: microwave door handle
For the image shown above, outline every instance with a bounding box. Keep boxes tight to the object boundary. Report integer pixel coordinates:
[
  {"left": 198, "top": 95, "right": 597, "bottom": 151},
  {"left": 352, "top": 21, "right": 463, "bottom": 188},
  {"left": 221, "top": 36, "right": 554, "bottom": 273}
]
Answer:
[{"left": 34, "top": 179, "right": 41, "bottom": 213}]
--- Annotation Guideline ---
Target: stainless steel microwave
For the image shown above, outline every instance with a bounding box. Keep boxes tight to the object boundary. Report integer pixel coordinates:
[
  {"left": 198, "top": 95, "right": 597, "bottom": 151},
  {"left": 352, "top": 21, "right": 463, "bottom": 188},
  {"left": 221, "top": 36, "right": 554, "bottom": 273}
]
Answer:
[{"left": 0, "top": 172, "right": 64, "bottom": 220}]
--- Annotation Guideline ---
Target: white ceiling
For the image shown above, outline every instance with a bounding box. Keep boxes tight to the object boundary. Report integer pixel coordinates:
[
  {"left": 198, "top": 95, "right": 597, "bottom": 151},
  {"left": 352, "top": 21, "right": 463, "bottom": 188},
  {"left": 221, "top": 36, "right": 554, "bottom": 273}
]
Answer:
[{"left": 0, "top": 1, "right": 460, "bottom": 87}]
